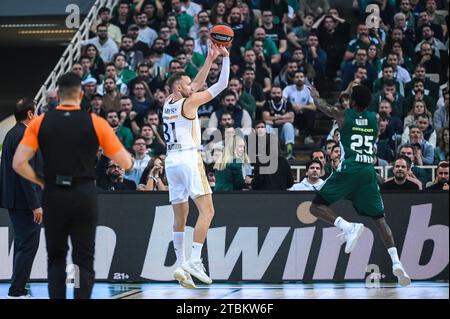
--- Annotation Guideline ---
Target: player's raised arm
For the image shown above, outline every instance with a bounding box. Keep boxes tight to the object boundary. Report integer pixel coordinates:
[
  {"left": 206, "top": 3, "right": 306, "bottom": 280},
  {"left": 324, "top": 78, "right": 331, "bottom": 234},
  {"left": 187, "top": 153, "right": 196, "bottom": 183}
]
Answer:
[
  {"left": 190, "top": 42, "right": 219, "bottom": 93},
  {"left": 183, "top": 44, "right": 230, "bottom": 117},
  {"left": 309, "top": 87, "right": 345, "bottom": 127}
]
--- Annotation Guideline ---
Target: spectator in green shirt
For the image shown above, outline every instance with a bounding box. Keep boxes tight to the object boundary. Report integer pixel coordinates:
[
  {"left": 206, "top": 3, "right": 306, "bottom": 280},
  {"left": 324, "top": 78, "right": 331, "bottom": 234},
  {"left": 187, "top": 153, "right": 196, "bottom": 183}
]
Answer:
[
  {"left": 175, "top": 50, "right": 198, "bottom": 78},
  {"left": 214, "top": 135, "right": 252, "bottom": 191},
  {"left": 228, "top": 77, "right": 257, "bottom": 121},
  {"left": 182, "top": 37, "right": 205, "bottom": 69},
  {"left": 170, "top": 0, "right": 194, "bottom": 38},
  {"left": 106, "top": 110, "right": 134, "bottom": 150},
  {"left": 245, "top": 27, "right": 281, "bottom": 66},
  {"left": 113, "top": 53, "right": 137, "bottom": 85}
]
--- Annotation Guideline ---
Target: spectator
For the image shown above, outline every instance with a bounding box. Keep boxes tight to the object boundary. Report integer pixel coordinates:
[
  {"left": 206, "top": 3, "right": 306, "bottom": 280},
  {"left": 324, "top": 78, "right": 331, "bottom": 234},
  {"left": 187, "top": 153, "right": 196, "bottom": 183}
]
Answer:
[
  {"left": 40, "top": 90, "right": 59, "bottom": 114},
  {"left": 189, "top": 10, "right": 212, "bottom": 40},
  {"left": 238, "top": 50, "right": 271, "bottom": 94},
  {"left": 313, "top": 14, "right": 350, "bottom": 81},
  {"left": 400, "top": 126, "right": 435, "bottom": 164},
  {"left": 298, "top": 0, "right": 330, "bottom": 19},
  {"left": 97, "top": 63, "right": 128, "bottom": 95},
  {"left": 138, "top": 156, "right": 169, "bottom": 191},
  {"left": 398, "top": 0, "right": 417, "bottom": 34},
  {"left": 261, "top": 0, "right": 289, "bottom": 25},
  {"left": 252, "top": 40, "right": 273, "bottom": 82},
  {"left": 304, "top": 33, "right": 327, "bottom": 89},
  {"left": 341, "top": 48, "right": 377, "bottom": 89},
  {"left": 81, "top": 56, "right": 96, "bottom": 81},
  {"left": 141, "top": 124, "right": 166, "bottom": 157},
  {"left": 131, "top": 81, "right": 154, "bottom": 116},
  {"left": 90, "top": 93, "right": 105, "bottom": 117},
  {"left": 289, "top": 160, "right": 325, "bottom": 190},
  {"left": 369, "top": 79, "right": 405, "bottom": 118},
  {"left": 228, "top": 6, "right": 252, "bottom": 59},
  {"left": 181, "top": 0, "right": 202, "bottom": 17},
  {"left": 404, "top": 64, "right": 440, "bottom": 101},
  {"left": 102, "top": 76, "right": 123, "bottom": 113},
  {"left": 119, "top": 96, "right": 141, "bottom": 136},
  {"left": 139, "top": 0, "right": 164, "bottom": 31},
  {"left": 71, "top": 62, "right": 83, "bottom": 78},
  {"left": 415, "top": 10, "right": 444, "bottom": 41},
  {"left": 210, "top": 1, "right": 227, "bottom": 25},
  {"left": 434, "top": 127, "right": 449, "bottom": 163},
  {"left": 113, "top": 53, "right": 137, "bottom": 85},
  {"left": 394, "top": 144, "right": 430, "bottom": 187},
  {"left": 128, "top": 62, "right": 164, "bottom": 95},
  {"left": 291, "top": 48, "right": 316, "bottom": 82},
  {"left": 273, "top": 60, "right": 299, "bottom": 89},
  {"left": 81, "top": 77, "right": 98, "bottom": 111},
  {"left": 377, "top": 112, "right": 395, "bottom": 162},
  {"left": 171, "top": 0, "right": 194, "bottom": 38},
  {"left": 245, "top": 27, "right": 281, "bottom": 67},
  {"left": 159, "top": 23, "right": 182, "bottom": 57},
  {"left": 381, "top": 155, "right": 422, "bottom": 190},
  {"left": 434, "top": 92, "right": 449, "bottom": 134},
  {"left": 134, "top": 11, "right": 158, "bottom": 47},
  {"left": 310, "top": 148, "right": 329, "bottom": 178},
  {"left": 426, "top": 161, "right": 449, "bottom": 190},
  {"left": 288, "top": 14, "right": 315, "bottom": 49},
  {"left": 91, "top": 6, "right": 122, "bottom": 45},
  {"left": 326, "top": 143, "right": 341, "bottom": 174},
  {"left": 417, "top": 41, "right": 444, "bottom": 80},
  {"left": 262, "top": 85, "right": 296, "bottom": 159},
  {"left": 83, "top": 44, "right": 106, "bottom": 81},
  {"left": 214, "top": 135, "right": 251, "bottom": 191},
  {"left": 193, "top": 26, "right": 210, "bottom": 57},
  {"left": 175, "top": 50, "right": 199, "bottom": 78},
  {"left": 110, "top": 0, "right": 133, "bottom": 35},
  {"left": 282, "top": 71, "right": 317, "bottom": 144},
  {"left": 106, "top": 110, "right": 134, "bottom": 150},
  {"left": 82, "top": 23, "right": 118, "bottom": 63},
  {"left": 424, "top": 0, "right": 447, "bottom": 34},
  {"left": 384, "top": 27, "right": 415, "bottom": 60},
  {"left": 124, "top": 137, "right": 151, "bottom": 185},
  {"left": 373, "top": 65, "right": 403, "bottom": 96},
  {"left": 119, "top": 35, "right": 144, "bottom": 71},
  {"left": 367, "top": 43, "right": 382, "bottom": 76},
  {"left": 98, "top": 160, "right": 136, "bottom": 191},
  {"left": 251, "top": 141, "right": 294, "bottom": 190},
  {"left": 260, "top": 10, "right": 288, "bottom": 55},
  {"left": 241, "top": 67, "right": 267, "bottom": 110},
  {"left": 149, "top": 37, "right": 174, "bottom": 71},
  {"left": 403, "top": 100, "right": 433, "bottom": 130},
  {"left": 389, "top": 40, "right": 415, "bottom": 75},
  {"left": 404, "top": 78, "right": 437, "bottom": 115},
  {"left": 383, "top": 52, "right": 412, "bottom": 87},
  {"left": 228, "top": 77, "right": 257, "bottom": 121},
  {"left": 207, "top": 90, "right": 253, "bottom": 136},
  {"left": 343, "top": 23, "right": 380, "bottom": 62},
  {"left": 183, "top": 37, "right": 205, "bottom": 69},
  {"left": 123, "top": 24, "right": 150, "bottom": 58}
]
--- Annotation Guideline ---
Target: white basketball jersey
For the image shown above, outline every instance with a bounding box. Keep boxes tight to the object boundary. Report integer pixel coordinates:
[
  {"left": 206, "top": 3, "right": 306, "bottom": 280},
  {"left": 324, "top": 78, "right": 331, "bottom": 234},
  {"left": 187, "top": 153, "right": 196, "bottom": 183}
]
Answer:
[{"left": 162, "top": 96, "right": 201, "bottom": 153}]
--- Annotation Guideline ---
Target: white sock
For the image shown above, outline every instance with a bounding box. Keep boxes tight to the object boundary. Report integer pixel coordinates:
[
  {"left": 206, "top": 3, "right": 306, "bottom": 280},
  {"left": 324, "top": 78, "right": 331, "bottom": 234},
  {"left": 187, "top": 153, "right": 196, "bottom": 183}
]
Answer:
[
  {"left": 388, "top": 247, "right": 400, "bottom": 264},
  {"left": 173, "top": 232, "right": 185, "bottom": 266},
  {"left": 190, "top": 242, "right": 203, "bottom": 261},
  {"left": 334, "top": 216, "right": 353, "bottom": 232}
]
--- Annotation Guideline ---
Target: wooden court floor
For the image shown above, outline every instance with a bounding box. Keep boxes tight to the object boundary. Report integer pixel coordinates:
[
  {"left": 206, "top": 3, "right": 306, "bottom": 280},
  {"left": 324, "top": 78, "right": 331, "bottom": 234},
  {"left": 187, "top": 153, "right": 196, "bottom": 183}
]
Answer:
[{"left": 0, "top": 282, "right": 448, "bottom": 299}]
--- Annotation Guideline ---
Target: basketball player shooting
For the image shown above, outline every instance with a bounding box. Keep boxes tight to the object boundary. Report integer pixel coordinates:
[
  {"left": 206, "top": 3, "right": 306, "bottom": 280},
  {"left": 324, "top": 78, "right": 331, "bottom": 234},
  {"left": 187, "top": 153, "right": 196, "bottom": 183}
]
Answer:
[
  {"left": 163, "top": 42, "right": 229, "bottom": 288},
  {"left": 309, "top": 85, "right": 411, "bottom": 287}
]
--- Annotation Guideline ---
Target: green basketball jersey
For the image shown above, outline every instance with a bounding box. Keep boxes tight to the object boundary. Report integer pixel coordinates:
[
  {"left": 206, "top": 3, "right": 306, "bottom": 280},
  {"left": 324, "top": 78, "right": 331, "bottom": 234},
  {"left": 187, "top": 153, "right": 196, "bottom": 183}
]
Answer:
[{"left": 340, "top": 108, "right": 379, "bottom": 166}]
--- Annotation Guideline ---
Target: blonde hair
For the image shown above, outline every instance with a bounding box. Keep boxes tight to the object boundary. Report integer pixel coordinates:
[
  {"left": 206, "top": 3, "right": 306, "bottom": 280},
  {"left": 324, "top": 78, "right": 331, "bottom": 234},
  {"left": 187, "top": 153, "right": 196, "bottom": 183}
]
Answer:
[
  {"left": 214, "top": 135, "right": 250, "bottom": 171},
  {"left": 408, "top": 100, "right": 432, "bottom": 118}
]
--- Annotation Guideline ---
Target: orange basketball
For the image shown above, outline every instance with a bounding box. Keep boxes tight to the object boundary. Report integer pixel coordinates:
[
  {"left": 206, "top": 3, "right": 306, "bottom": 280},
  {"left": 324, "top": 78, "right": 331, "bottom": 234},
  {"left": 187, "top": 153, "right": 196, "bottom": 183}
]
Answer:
[{"left": 210, "top": 23, "right": 234, "bottom": 47}]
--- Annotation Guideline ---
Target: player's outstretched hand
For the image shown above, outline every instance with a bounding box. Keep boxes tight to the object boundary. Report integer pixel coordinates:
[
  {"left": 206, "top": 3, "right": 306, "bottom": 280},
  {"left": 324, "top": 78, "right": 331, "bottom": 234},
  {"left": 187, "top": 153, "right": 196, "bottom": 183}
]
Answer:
[
  {"left": 207, "top": 41, "right": 221, "bottom": 61},
  {"left": 214, "top": 43, "right": 230, "bottom": 57}
]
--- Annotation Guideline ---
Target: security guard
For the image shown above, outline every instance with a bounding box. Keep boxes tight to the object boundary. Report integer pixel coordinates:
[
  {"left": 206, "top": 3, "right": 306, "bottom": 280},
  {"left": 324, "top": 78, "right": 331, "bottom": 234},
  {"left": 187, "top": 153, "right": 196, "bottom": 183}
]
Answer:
[{"left": 13, "top": 73, "right": 132, "bottom": 299}]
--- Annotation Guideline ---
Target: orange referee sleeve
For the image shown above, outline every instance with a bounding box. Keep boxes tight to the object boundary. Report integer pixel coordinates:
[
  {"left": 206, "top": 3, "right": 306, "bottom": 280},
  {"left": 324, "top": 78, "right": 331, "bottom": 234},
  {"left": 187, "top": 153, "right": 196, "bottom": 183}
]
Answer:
[
  {"left": 91, "top": 113, "right": 124, "bottom": 158},
  {"left": 20, "top": 114, "right": 45, "bottom": 151}
]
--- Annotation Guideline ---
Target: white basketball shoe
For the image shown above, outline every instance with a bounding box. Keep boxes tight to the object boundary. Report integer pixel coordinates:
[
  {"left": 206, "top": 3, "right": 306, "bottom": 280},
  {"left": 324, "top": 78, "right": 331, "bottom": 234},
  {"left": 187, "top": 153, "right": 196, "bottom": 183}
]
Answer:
[{"left": 182, "top": 258, "right": 212, "bottom": 284}]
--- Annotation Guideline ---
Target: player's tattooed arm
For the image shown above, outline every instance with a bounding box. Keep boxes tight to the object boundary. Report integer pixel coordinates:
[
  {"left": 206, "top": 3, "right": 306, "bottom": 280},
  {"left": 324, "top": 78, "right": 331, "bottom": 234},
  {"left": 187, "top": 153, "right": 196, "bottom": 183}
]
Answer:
[{"left": 309, "top": 87, "right": 345, "bottom": 127}]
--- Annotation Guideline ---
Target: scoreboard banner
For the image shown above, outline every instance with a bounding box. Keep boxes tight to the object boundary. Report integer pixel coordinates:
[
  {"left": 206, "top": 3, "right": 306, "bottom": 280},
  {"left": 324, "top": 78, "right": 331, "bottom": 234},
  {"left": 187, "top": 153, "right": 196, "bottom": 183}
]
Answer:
[{"left": 0, "top": 192, "right": 448, "bottom": 282}]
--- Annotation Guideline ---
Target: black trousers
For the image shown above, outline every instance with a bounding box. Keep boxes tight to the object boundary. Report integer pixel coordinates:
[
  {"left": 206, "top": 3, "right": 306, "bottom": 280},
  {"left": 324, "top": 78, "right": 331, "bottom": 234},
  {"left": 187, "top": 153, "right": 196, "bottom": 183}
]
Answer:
[
  {"left": 42, "top": 180, "right": 97, "bottom": 299},
  {"left": 8, "top": 209, "right": 41, "bottom": 296},
  {"left": 294, "top": 110, "right": 316, "bottom": 137}
]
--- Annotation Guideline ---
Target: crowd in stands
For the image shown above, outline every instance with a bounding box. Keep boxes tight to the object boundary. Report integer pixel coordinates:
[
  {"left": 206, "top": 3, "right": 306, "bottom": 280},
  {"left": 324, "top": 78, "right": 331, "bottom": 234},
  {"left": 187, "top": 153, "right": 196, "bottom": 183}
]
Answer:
[{"left": 39, "top": 0, "right": 448, "bottom": 192}]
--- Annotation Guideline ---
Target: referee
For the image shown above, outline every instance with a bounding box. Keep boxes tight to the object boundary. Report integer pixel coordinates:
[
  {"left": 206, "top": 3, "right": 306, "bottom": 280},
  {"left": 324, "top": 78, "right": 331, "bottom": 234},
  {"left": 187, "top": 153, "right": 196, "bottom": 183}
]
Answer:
[{"left": 13, "top": 73, "right": 132, "bottom": 299}]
